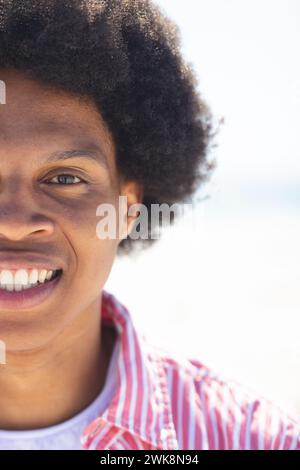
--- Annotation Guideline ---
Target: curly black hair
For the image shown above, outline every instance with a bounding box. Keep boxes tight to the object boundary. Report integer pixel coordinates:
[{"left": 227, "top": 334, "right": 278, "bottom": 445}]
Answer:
[{"left": 0, "top": 0, "right": 218, "bottom": 254}]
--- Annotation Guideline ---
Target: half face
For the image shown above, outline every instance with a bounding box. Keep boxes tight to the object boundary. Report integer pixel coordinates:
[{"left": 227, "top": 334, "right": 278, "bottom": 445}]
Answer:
[{"left": 0, "top": 68, "right": 141, "bottom": 352}]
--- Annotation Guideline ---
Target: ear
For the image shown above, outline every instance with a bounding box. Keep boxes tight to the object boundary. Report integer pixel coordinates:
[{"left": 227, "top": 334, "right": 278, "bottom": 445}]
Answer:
[{"left": 118, "top": 179, "right": 144, "bottom": 242}]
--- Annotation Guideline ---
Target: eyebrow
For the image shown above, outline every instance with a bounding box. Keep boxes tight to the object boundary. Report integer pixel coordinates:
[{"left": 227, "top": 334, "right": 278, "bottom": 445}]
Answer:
[{"left": 45, "top": 148, "right": 109, "bottom": 169}]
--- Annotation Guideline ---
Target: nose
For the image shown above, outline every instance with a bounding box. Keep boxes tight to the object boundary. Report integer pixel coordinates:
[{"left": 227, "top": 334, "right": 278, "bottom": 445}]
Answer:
[{"left": 0, "top": 206, "right": 55, "bottom": 241}]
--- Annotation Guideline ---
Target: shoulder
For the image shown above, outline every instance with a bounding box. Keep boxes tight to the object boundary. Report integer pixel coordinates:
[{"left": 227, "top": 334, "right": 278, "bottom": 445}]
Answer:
[{"left": 146, "top": 341, "right": 300, "bottom": 450}]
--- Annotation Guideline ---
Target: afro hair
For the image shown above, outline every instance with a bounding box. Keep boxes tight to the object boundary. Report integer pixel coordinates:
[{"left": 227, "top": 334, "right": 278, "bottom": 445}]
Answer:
[{"left": 0, "top": 0, "right": 218, "bottom": 254}]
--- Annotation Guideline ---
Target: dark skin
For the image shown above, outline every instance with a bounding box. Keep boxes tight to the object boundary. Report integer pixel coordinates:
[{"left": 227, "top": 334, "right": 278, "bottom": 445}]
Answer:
[{"left": 0, "top": 69, "right": 143, "bottom": 430}]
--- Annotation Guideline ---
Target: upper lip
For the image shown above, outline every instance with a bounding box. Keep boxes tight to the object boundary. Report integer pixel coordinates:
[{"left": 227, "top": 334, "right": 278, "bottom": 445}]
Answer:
[{"left": 0, "top": 252, "right": 63, "bottom": 271}]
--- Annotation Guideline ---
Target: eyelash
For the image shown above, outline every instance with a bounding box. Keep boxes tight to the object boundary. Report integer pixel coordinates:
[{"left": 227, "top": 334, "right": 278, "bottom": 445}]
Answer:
[{"left": 45, "top": 174, "right": 86, "bottom": 185}]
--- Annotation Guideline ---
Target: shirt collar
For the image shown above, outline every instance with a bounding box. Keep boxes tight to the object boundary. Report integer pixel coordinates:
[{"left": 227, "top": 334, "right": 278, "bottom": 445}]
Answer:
[{"left": 81, "top": 290, "right": 179, "bottom": 450}]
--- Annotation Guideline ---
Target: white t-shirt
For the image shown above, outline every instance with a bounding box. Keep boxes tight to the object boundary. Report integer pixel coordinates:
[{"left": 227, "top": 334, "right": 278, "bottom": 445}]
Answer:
[{"left": 0, "top": 337, "right": 120, "bottom": 450}]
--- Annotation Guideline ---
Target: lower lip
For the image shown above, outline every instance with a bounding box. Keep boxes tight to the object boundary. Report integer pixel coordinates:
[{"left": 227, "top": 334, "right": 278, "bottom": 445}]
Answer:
[{"left": 0, "top": 271, "right": 63, "bottom": 310}]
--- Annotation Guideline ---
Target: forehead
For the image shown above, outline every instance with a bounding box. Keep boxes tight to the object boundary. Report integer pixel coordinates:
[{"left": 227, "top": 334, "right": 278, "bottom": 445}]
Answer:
[{"left": 0, "top": 69, "right": 115, "bottom": 164}]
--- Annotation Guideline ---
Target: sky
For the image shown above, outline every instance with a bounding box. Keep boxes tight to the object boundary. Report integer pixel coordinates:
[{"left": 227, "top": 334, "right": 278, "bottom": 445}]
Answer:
[{"left": 154, "top": 0, "right": 300, "bottom": 190}]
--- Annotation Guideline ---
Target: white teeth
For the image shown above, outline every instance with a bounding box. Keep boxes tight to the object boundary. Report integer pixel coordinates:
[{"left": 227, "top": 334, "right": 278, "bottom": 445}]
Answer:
[
  {"left": 14, "top": 269, "right": 29, "bottom": 286},
  {"left": 29, "top": 269, "right": 39, "bottom": 284},
  {"left": 0, "top": 270, "right": 13, "bottom": 285},
  {"left": 0, "top": 268, "right": 59, "bottom": 292},
  {"left": 38, "top": 270, "right": 47, "bottom": 283}
]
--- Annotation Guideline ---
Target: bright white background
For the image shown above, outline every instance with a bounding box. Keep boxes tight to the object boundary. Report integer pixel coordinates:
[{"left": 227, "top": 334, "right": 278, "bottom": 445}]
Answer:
[{"left": 106, "top": 0, "right": 300, "bottom": 418}]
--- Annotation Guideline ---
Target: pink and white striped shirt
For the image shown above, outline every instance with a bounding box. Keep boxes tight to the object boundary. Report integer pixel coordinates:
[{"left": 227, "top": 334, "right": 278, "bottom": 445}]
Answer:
[{"left": 81, "top": 290, "right": 300, "bottom": 450}]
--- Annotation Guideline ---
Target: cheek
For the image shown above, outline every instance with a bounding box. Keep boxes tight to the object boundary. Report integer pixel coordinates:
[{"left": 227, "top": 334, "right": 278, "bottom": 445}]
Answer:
[
  {"left": 56, "top": 197, "right": 120, "bottom": 290},
  {"left": 73, "top": 237, "right": 118, "bottom": 304},
  {"left": 89, "top": 238, "right": 119, "bottom": 280},
  {"left": 52, "top": 188, "right": 117, "bottom": 241}
]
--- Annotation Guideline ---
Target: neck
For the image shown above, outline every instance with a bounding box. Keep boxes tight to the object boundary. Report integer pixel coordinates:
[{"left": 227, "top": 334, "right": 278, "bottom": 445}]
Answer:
[{"left": 0, "top": 294, "right": 115, "bottom": 430}]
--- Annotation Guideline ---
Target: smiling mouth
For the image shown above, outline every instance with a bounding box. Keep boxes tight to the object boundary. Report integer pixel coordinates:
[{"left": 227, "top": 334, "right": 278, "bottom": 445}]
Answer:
[
  {"left": 0, "top": 268, "right": 64, "bottom": 310},
  {"left": 0, "top": 269, "right": 63, "bottom": 292}
]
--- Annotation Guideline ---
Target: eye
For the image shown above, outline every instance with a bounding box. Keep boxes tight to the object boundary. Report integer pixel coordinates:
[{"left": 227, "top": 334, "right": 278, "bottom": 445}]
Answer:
[{"left": 45, "top": 174, "right": 85, "bottom": 185}]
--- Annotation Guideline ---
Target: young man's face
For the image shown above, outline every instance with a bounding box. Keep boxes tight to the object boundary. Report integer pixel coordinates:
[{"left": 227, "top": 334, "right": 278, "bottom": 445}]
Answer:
[{"left": 0, "top": 69, "right": 140, "bottom": 352}]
